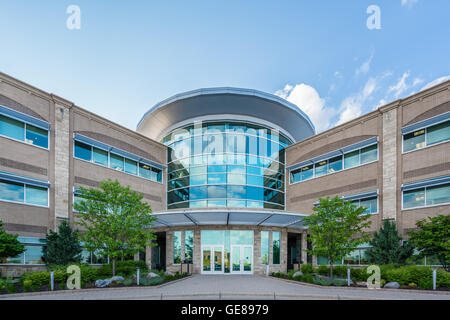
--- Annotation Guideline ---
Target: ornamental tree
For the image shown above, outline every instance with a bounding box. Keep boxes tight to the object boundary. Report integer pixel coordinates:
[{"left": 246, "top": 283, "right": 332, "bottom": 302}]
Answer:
[
  {"left": 407, "top": 214, "right": 450, "bottom": 272},
  {"left": 365, "top": 219, "right": 413, "bottom": 266},
  {"left": 74, "top": 179, "right": 157, "bottom": 276},
  {"left": 42, "top": 220, "right": 83, "bottom": 266},
  {"left": 0, "top": 220, "right": 25, "bottom": 263},
  {"left": 303, "top": 196, "right": 372, "bottom": 283}
]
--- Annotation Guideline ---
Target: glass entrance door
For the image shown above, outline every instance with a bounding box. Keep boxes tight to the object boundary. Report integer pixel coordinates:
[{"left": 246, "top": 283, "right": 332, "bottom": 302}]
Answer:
[
  {"left": 231, "top": 245, "right": 253, "bottom": 274},
  {"left": 201, "top": 245, "right": 224, "bottom": 273}
]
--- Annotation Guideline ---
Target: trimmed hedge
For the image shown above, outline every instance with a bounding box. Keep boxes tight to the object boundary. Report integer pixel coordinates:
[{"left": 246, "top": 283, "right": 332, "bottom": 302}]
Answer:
[{"left": 385, "top": 266, "right": 450, "bottom": 290}]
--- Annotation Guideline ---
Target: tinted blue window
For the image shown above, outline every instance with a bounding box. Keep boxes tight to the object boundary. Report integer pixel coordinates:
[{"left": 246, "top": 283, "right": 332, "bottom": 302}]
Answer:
[
  {"left": 227, "top": 185, "right": 246, "bottom": 199},
  {"left": 190, "top": 186, "right": 207, "bottom": 200},
  {"left": 0, "top": 179, "right": 24, "bottom": 203},
  {"left": 427, "top": 121, "right": 450, "bottom": 146},
  {"left": 0, "top": 115, "right": 24, "bottom": 141},
  {"left": 110, "top": 153, "right": 124, "bottom": 171},
  {"left": 247, "top": 186, "right": 264, "bottom": 201},
  {"left": 328, "top": 156, "right": 342, "bottom": 173},
  {"left": 124, "top": 158, "right": 138, "bottom": 175},
  {"left": 207, "top": 185, "right": 226, "bottom": 199},
  {"left": 403, "top": 189, "right": 425, "bottom": 209},
  {"left": 26, "top": 185, "right": 48, "bottom": 206},
  {"left": 247, "top": 175, "right": 263, "bottom": 186},
  {"left": 74, "top": 141, "right": 92, "bottom": 161},
  {"left": 93, "top": 148, "right": 108, "bottom": 167}
]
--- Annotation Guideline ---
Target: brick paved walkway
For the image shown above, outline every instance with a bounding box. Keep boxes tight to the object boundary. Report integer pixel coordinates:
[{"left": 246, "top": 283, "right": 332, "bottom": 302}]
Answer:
[{"left": 1, "top": 275, "right": 449, "bottom": 300}]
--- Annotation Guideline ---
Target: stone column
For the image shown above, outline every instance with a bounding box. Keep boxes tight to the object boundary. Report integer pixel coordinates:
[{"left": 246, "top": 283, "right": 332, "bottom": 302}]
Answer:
[
  {"left": 281, "top": 230, "right": 288, "bottom": 273},
  {"left": 301, "top": 232, "right": 308, "bottom": 265},
  {"left": 382, "top": 107, "right": 398, "bottom": 220},
  {"left": 254, "top": 230, "right": 262, "bottom": 275},
  {"left": 145, "top": 245, "right": 152, "bottom": 269},
  {"left": 53, "top": 99, "right": 71, "bottom": 229},
  {"left": 193, "top": 229, "right": 201, "bottom": 274}
]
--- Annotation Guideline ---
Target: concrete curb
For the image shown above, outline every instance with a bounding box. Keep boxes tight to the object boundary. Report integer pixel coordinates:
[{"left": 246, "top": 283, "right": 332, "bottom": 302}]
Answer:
[
  {"left": 268, "top": 276, "right": 450, "bottom": 295},
  {"left": 0, "top": 275, "right": 192, "bottom": 299}
]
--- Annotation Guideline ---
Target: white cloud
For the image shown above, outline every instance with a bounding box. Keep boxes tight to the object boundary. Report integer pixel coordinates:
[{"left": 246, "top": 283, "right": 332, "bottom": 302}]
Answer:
[
  {"left": 388, "top": 72, "right": 410, "bottom": 98},
  {"left": 355, "top": 53, "right": 374, "bottom": 76},
  {"left": 420, "top": 75, "right": 450, "bottom": 91},
  {"left": 275, "top": 83, "right": 333, "bottom": 132},
  {"left": 401, "top": 0, "right": 418, "bottom": 7},
  {"left": 412, "top": 78, "right": 423, "bottom": 86},
  {"left": 337, "top": 77, "right": 377, "bottom": 125}
]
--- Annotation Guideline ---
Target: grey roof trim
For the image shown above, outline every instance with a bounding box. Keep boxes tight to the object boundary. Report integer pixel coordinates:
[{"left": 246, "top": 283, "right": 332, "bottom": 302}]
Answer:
[{"left": 136, "top": 87, "right": 315, "bottom": 142}]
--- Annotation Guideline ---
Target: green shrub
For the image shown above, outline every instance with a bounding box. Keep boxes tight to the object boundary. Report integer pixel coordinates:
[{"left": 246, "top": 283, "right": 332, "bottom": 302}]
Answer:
[
  {"left": 313, "top": 276, "right": 332, "bottom": 286},
  {"left": 333, "top": 266, "right": 348, "bottom": 277},
  {"left": 350, "top": 267, "right": 368, "bottom": 281},
  {"left": 6, "top": 284, "right": 17, "bottom": 294},
  {"left": 436, "top": 269, "right": 450, "bottom": 288},
  {"left": 0, "top": 278, "right": 6, "bottom": 291},
  {"left": 317, "top": 265, "right": 330, "bottom": 276},
  {"left": 293, "top": 275, "right": 303, "bottom": 281},
  {"left": 58, "top": 283, "right": 65, "bottom": 290},
  {"left": 386, "top": 266, "right": 432, "bottom": 286},
  {"left": 22, "top": 271, "right": 50, "bottom": 287},
  {"left": 287, "top": 269, "right": 296, "bottom": 279},
  {"left": 149, "top": 276, "right": 164, "bottom": 286},
  {"left": 300, "top": 263, "right": 314, "bottom": 274},
  {"left": 22, "top": 280, "right": 33, "bottom": 292},
  {"left": 303, "top": 274, "right": 313, "bottom": 283},
  {"left": 333, "top": 279, "right": 348, "bottom": 286},
  {"left": 124, "top": 278, "right": 133, "bottom": 286}
]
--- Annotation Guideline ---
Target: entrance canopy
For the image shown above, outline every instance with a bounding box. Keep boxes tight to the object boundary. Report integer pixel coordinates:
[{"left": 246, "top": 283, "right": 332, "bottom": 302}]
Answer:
[{"left": 149, "top": 209, "right": 309, "bottom": 229}]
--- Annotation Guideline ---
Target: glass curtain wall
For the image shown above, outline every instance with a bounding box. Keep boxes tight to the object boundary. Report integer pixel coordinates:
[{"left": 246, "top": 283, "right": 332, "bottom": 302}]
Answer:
[{"left": 163, "top": 121, "right": 292, "bottom": 209}]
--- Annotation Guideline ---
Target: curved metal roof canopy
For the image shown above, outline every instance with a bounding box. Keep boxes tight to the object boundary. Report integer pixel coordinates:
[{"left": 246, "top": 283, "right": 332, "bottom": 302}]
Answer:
[
  {"left": 149, "top": 209, "right": 309, "bottom": 230},
  {"left": 136, "top": 87, "right": 315, "bottom": 142}
]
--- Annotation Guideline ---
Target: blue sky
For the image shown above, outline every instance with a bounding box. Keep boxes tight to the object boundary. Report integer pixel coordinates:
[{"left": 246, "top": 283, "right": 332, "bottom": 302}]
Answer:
[{"left": 0, "top": 0, "right": 448, "bottom": 133}]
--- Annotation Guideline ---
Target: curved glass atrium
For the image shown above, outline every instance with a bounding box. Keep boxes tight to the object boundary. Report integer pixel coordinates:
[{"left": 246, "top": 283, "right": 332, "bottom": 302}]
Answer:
[{"left": 163, "top": 121, "right": 292, "bottom": 210}]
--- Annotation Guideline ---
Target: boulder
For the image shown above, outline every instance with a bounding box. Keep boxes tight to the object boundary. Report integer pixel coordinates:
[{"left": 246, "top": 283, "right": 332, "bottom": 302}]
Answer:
[
  {"left": 383, "top": 282, "right": 400, "bottom": 289},
  {"left": 95, "top": 279, "right": 112, "bottom": 288},
  {"left": 110, "top": 276, "right": 124, "bottom": 282},
  {"left": 147, "top": 272, "right": 161, "bottom": 279},
  {"left": 356, "top": 281, "right": 367, "bottom": 287},
  {"left": 293, "top": 271, "right": 303, "bottom": 278},
  {"left": 164, "top": 271, "right": 175, "bottom": 276}
]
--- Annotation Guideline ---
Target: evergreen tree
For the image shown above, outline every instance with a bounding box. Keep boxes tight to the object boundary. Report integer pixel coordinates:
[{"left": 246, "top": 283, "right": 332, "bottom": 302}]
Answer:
[
  {"left": 365, "top": 219, "right": 413, "bottom": 265},
  {"left": 42, "top": 220, "right": 82, "bottom": 265},
  {"left": 0, "top": 220, "right": 25, "bottom": 263}
]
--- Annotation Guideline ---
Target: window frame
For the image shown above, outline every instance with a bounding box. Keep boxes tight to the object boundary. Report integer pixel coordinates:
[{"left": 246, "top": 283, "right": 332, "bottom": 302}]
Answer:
[
  {"left": 0, "top": 178, "right": 49, "bottom": 208},
  {"left": 0, "top": 114, "right": 50, "bottom": 150},
  {"left": 402, "top": 119, "right": 450, "bottom": 154},
  {"left": 401, "top": 183, "right": 450, "bottom": 210},
  {"left": 73, "top": 139, "right": 164, "bottom": 184},
  {"left": 289, "top": 143, "right": 378, "bottom": 185}
]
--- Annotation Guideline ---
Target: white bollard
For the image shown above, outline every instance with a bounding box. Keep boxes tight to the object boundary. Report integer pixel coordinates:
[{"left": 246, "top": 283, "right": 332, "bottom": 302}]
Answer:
[
  {"left": 432, "top": 268, "right": 437, "bottom": 291},
  {"left": 347, "top": 267, "right": 351, "bottom": 287},
  {"left": 50, "top": 271, "right": 54, "bottom": 291},
  {"left": 137, "top": 268, "right": 140, "bottom": 286}
]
